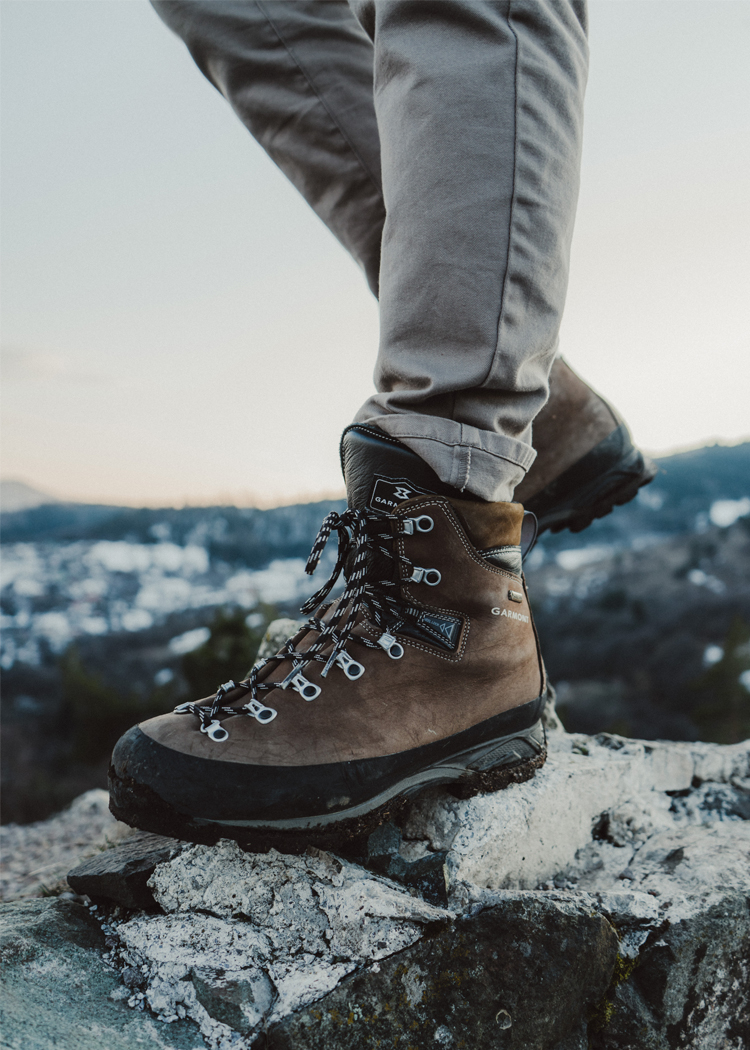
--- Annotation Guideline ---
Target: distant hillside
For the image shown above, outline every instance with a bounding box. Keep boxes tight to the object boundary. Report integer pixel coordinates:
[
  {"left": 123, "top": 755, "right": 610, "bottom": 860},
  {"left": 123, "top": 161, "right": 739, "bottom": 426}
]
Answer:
[
  {"left": 2, "top": 442, "right": 747, "bottom": 562},
  {"left": 0, "top": 500, "right": 346, "bottom": 568},
  {"left": 0, "top": 480, "right": 60, "bottom": 513}
]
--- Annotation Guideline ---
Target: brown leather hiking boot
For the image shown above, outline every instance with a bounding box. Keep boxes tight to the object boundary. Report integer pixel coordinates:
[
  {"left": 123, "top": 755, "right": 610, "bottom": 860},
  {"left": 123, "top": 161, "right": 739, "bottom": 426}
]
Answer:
[
  {"left": 517, "top": 357, "right": 657, "bottom": 534},
  {"left": 109, "top": 427, "right": 547, "bottom": 851}
]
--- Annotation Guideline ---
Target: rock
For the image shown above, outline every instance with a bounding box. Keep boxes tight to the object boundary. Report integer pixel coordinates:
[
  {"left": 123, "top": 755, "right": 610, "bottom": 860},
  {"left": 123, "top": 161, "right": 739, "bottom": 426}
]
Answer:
[
  {"left": 7, "top": 711, "right": 750, "bottom": 1048},
  {"left": 403, "top": 731, "right": 750, "bottom": 897},
  {"left": 68, "top": 831, "right": 184, "bottom": 909},
  {"left": 359, "top": 822, "right": 449, "bottom": 906},
  {"left": 110, "top": 841, "right": 452, "bottom": 1046},
  {"left": 98, "top": 731, "right": 749, "bottom": 1048},
  {"left": 592, "top": 893, "right": 750, "bottom": 1049},
  {"left": 0, "top": 898, "right": 206, "bottom": 1049},
  {"left": 254, "top": 619, "right": 305, "bottom": 662},
  {"left": 263, "top": 895, "right": 619, "bottom": 1050},
  {"left": 0, "top": 788, "right": 133, "bottom": 901},
  {"left": 191, "top": 968, "right": 276, "bottom": 1037}
]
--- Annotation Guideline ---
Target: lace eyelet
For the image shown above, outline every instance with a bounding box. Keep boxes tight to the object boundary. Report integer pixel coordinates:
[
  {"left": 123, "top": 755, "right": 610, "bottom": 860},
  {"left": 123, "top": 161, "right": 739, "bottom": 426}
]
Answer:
[
  {"left": 244, "top": 699, "right": 277, "bottom": 724},
  {"left": 335, "top": 651, "right": 366, "bottom": 680},
  {"left": 377, "top": 632, "right": 405, "bottom": 659},
  {"left": 400, "top": 515, "right": 434, "bottom": 535},
  {"left": 201, "top": 720, "right": 229, "bottom": 742},
  {"left": 281, "top": 669, "right": 322, "bottom": 701}
]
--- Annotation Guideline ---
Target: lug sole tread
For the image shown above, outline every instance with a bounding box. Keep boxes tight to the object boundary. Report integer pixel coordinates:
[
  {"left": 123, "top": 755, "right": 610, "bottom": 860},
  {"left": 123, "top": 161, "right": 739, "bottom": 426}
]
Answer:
[
  {"left": 109, "top": 748, "right": 546, "bottom": 857},
  {"left": 540, "top": 459, "right": 658, "bottom": 535}
]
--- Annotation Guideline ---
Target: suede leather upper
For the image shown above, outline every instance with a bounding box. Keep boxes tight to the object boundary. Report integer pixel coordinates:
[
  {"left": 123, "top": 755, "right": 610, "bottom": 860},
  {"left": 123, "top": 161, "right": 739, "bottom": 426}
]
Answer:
[
  {"left": 515, "top": 357, "right": 619, "bottom": 502},
  {"left": 138, "top": 493, "right": 543, "bottom": 767}
]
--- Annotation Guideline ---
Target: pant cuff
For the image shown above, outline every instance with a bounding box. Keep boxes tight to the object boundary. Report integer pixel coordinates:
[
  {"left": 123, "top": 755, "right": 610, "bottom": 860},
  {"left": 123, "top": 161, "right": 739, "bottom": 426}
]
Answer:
[{"left": 354, "top": 412, "right": 536, "bottom": 503}]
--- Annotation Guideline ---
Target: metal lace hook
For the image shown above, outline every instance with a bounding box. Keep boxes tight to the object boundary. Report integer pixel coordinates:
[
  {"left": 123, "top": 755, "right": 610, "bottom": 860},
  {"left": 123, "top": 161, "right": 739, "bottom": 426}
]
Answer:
[{"left": 401, "top": 515, "right": 434, "bottom": 535}]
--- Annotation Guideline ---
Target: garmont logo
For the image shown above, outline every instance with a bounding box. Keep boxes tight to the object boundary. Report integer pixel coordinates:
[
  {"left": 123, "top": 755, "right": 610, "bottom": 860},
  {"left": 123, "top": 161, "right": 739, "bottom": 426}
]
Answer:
[
  {"left": 368, "top": 476, "right": 432, "bottom": 511},
  {"left": 492, "top": 608, "right": 529, "bottom": 623}
]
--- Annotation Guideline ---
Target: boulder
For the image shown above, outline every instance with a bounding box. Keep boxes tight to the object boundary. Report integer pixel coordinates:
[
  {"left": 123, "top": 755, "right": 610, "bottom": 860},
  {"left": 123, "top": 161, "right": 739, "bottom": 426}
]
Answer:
[
  {"left": 5, "top": 664, "right": 749, "bottom": 1050},
  {"left": 113, "top": 840, "right": 454, "bottom": 1044},
  {"left": 263, "top": 894, "right": 619, "bottom": 1050},
  {"left": 0, "top": 897, "right": 205, "bottom": 1049},
  {"left": 97, "top": 731, "right": 749, "bottom": 1048},
  {"left": 591, "top": 892, "right": 750, "bottom": 1049}
]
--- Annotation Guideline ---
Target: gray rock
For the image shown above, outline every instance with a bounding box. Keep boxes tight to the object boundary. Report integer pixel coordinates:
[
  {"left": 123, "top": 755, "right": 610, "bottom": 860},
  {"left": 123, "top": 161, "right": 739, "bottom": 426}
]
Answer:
[
  {"left": 8, "top": 717, "right": 750, "bottom": 1048},
  {"left": 594, "top": 893, "right": 750, "bottom": 1049},
  {"left": 254, "top": 619, "right": 305, "bottom": 662},
  {"left": 68, "top": 831, "right": 183, "bottom": 909},
  {"left": 0, "top": 788, "right": 133, "bottom": 901},
  {"left": 111, "top": 839, "right": 455, "bottom": 1043},
  {"left": 263, "top": 895, "right": 619, "bottom": 1050},
  {"left": 191, "top": 968, "right": 276, "bottom": 1037},
  {"left": 0, "top": 898, "right": 205, "bottom": 1050},
  {"left": 360, "top": 822, "right": 449, "bottom": 905}
]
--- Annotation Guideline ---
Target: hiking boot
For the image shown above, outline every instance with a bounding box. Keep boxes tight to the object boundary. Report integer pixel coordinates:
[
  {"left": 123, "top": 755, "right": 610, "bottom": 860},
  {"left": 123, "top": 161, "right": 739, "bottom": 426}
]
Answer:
[
  {"left": 517, "top": 357, "right": 657, "bottom": 534},
  {"left": 109, "top": 427, "right": 548, "bottom": 851}
]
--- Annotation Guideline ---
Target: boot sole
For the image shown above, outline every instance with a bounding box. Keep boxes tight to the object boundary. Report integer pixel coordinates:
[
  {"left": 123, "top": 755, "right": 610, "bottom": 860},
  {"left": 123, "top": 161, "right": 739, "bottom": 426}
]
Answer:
[
  {"left": 109, "top": 720, "right": 546, "bottom": 856},
  {"left": 526, "top": 425, "right": 658, "bottom": 536}
]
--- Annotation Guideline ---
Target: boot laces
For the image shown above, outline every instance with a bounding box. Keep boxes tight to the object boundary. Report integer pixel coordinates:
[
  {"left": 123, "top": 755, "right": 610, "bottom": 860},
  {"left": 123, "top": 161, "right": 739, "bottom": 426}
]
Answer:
[{"left": 175, "top": 507, "right": 435, "bottom": 740}]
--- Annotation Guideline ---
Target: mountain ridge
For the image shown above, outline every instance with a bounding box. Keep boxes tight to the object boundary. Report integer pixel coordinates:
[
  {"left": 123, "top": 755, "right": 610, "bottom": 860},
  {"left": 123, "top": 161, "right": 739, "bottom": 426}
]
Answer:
[{"left": 3, "top": 442, "right": 748, "bottom": 559}]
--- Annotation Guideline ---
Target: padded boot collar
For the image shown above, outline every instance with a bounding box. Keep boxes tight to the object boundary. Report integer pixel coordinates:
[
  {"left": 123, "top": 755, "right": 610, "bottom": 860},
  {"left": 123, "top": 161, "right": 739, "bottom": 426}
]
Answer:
[{"left": 340, "top": 423, "right": 469, "bottom": 511}]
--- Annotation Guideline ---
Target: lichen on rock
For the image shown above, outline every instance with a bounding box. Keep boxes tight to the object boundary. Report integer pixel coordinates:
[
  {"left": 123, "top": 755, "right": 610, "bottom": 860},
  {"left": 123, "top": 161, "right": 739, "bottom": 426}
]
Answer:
[{"left": 111, "top": 841, "right": 453, "bottom": 1046}]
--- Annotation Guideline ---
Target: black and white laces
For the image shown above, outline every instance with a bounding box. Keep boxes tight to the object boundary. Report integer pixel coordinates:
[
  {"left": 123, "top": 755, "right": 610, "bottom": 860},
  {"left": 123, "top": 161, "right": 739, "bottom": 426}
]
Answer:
[{"left": 174, "top": 506, "right": 438, "bottom": 741}]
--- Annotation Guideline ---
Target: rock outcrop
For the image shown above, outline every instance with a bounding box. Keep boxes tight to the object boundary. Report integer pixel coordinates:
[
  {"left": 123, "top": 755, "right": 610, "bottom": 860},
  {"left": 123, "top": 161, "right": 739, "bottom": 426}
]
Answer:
[
  {"left": 0, "top": 898, "right": 204, "bottom": 1050},
  {"left": 82, "top": 729, "right": 748, "bottom": 1050},
  {"left": 2, "top": 656, "right": 749, "bottom": 1048}
]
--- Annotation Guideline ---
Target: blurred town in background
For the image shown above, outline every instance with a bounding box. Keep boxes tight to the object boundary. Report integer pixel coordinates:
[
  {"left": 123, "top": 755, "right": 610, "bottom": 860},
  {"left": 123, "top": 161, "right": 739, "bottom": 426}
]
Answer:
[{"left": 2, "top": 440, "right": 749, "bottom": 825}]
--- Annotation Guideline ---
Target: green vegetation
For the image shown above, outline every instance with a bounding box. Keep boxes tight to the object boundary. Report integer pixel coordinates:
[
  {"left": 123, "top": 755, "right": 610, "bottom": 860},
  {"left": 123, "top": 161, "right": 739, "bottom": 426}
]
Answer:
[
  {"left": 61, "top": 647, "right": 169, "bottom": 762},
  {"left": 181, "top": 606, "right": 270, "bottom": 699},
  {"left": 60, "top": 605, "right": 273, "bottom": 765},
  {"left": 690, "top": 617, "right": 750, "bottom": 744}
]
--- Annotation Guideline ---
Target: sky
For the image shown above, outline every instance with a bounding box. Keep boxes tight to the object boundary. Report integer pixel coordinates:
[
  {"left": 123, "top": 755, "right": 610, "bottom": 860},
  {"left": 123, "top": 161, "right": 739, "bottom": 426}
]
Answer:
[{"left": 2, "top": 0, "right": 749, "bottom": 507}]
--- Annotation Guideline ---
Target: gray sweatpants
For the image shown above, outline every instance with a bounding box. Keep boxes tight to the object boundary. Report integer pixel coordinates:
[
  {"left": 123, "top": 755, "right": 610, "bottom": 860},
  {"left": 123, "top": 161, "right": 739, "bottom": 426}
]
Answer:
[{"left": 152, "top": 0, "right": 589, "bottom": 501}]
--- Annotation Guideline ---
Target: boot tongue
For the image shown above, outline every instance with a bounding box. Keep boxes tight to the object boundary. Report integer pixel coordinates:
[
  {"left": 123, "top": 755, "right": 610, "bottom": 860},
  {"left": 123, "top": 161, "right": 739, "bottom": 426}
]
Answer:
[{"left": 340, "top": 424, "right": 463, "bottom": 511}]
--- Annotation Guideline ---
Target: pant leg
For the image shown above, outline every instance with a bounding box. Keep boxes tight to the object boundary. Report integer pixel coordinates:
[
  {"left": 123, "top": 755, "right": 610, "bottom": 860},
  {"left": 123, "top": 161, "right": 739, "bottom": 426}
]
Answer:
[
  {"left": 153, "top": 0, "right": 587, "bottom": 503},
  {"left": 151, "top": 0, "right": 385, "bottom": 295},
  {"left": 349, "top": 0, "right": 588, "bottom": 501}
]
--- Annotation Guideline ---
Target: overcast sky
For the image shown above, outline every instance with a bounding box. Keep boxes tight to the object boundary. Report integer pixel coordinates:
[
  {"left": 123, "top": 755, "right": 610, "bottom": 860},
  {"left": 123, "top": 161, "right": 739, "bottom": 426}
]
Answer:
[{"left": 2, "top": 0, "right": 749, "bottom": 507}]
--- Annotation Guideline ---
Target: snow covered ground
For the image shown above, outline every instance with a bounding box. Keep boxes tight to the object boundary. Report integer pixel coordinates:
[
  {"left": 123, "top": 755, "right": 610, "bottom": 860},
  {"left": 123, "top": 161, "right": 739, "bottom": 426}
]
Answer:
[{"left": 0, "top": 540, "right": 332, "bottom": 670}]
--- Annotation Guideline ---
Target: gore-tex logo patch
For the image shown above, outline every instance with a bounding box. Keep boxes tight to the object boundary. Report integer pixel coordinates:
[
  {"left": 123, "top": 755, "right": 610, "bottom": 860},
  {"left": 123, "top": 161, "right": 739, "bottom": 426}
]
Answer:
[
  {"left": 368, "top": 475, "right": 432, "bottom": 512},
  {"left": 418, "top": 612, "right": 461, "bottom": 648}
]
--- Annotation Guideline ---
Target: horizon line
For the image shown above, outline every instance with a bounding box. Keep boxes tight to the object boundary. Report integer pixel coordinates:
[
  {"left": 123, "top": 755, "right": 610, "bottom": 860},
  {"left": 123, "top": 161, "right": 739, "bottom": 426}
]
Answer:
[{"left": 2, "top": 434, "right": 748, "bottom": 513}]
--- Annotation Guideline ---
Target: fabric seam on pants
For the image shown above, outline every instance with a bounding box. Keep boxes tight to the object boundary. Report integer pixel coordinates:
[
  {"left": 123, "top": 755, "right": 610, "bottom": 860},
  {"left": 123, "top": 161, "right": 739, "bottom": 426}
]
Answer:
[
  {"left": 374, "top": 432, "right": 532, "bottom": 469},
  {"left": 255, "top": 1, "right": 384, "bottom": 198},
  {"left": 461, "top": 444, "right": 472, "bottom": 493},
  {"left": 485, "top": 0, "right": 519, "bottom": 390}
]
